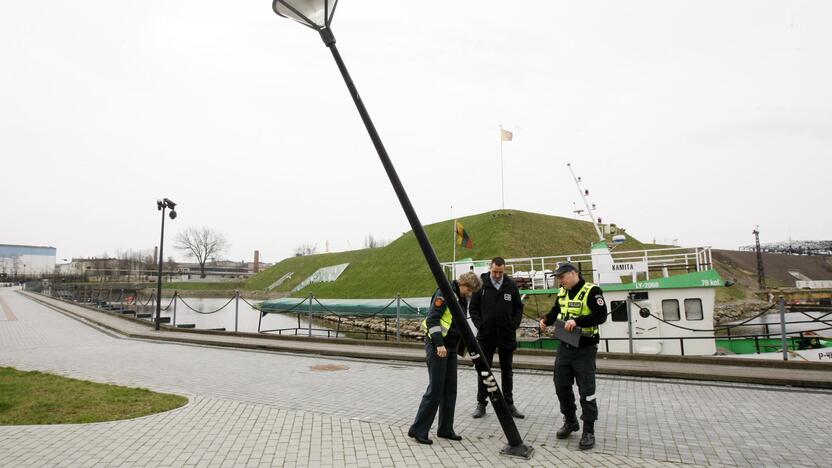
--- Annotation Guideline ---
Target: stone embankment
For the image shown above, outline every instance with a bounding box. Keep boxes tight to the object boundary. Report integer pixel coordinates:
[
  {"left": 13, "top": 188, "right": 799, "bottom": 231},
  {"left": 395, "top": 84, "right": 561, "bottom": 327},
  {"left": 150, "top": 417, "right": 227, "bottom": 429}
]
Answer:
[
  {"left": 714, "top": 300, "right": 771, "bottom": 323},
  {"left": 320, "top": 301, "right": 774, "bottom": 337},
  {"left": 320, "top": 316, "right": 424, "bottom": 339}
]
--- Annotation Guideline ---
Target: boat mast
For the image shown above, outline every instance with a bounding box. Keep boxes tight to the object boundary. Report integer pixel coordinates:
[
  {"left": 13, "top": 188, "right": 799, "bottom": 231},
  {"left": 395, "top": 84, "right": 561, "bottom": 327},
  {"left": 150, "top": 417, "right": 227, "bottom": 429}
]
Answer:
[{"left": 567, "top": 162, "right": 604, "bottom": 242}]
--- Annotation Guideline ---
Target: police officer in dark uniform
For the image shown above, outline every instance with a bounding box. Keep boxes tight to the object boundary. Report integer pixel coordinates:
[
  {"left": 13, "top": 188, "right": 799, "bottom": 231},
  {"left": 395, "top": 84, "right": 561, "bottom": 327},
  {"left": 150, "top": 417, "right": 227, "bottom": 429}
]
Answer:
[
  {"left": 539, "top": 263, "right": 607, "bottom": 450},
  {"left": 409, "top": 272, "right": 483, "bottom": 445},
  {"left": 469, "top": 257, "right": 525, "bottom": 419}
]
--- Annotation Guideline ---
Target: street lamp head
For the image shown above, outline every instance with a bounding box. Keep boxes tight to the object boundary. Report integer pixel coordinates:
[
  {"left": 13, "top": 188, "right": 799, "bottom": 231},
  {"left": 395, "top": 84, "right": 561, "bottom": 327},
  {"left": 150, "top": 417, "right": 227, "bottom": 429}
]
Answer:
[
  {"left": 157, "top": 199, "right": 164, "bottom": 210},
  {"left": 272, "top": 0, "right": 338, "bottom": 30}
]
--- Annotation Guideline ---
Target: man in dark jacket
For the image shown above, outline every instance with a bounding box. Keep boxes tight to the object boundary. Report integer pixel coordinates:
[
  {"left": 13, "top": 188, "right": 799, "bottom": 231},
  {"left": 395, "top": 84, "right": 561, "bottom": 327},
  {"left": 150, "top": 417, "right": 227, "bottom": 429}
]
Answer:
[{"left": 469, "top": 257, "right": 525, "bottom": 419}]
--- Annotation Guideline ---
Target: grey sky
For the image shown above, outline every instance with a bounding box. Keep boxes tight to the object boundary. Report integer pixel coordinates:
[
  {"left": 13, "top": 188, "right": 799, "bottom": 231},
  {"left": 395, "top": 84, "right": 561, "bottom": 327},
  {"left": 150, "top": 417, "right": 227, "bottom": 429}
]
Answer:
[{"left": 1, "top": 1, "right": 830, "bottom": 263}]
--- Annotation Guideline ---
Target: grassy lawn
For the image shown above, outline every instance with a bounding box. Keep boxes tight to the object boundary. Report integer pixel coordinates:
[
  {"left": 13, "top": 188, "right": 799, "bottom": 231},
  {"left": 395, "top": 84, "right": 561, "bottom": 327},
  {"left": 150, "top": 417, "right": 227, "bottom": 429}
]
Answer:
[
  {"left": 247, "top": 209, "right": 650, "bottom": 299},
  {"left": 0, "top": 367, "right": 188, "bottom": 425}
]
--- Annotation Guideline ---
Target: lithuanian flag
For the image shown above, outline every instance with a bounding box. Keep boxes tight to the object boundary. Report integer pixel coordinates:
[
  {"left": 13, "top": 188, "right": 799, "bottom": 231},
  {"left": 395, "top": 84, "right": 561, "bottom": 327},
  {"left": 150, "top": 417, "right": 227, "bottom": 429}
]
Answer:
[{"left": 455, "top": 221, "right": 473, "bottom": 249}]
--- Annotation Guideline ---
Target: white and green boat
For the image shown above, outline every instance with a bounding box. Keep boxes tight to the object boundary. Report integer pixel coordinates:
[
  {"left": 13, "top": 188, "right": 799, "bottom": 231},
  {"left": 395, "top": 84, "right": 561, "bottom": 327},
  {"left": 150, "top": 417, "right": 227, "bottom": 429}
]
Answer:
[{"left": 446, "top": 242, "right": 832, "bottom": 359}]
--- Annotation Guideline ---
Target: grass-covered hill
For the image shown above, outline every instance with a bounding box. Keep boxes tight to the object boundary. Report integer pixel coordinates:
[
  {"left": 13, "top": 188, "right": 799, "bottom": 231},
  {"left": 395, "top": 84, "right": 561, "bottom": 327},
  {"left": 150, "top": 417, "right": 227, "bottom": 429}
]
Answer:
[{"left": 246, "top": 209, "right": 649, "bottom": 299}]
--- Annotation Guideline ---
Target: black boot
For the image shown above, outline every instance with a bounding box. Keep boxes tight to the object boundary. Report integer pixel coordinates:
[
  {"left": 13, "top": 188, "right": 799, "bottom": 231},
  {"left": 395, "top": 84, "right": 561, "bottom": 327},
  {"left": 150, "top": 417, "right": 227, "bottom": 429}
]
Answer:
[
  {"left": 472, "top": 403, "right": 486, "bottom": 419},
  {"left": 508, "top": 404, "right": 525, "bottom": 419},
  {"left": 579, "top": 431, "right": 595, "bottom": 450},
  {"left": 556, "top": 416, "right": 580, "bottom": 439}
]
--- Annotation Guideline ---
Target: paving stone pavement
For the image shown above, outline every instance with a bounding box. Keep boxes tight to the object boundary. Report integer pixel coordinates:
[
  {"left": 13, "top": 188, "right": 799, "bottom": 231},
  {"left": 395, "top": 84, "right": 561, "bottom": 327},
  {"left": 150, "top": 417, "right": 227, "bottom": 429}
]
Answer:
[{"left": 1, "top": 287, "right": 830, "bottom": 467}]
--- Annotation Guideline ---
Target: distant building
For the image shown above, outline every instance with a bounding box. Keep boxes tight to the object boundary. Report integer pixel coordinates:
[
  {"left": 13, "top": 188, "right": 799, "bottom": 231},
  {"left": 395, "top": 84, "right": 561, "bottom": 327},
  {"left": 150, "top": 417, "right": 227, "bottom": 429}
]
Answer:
[
  {"left": 56, "top": 258, "right": 121, "bottom": 278},
  {"left": 174, "top": 260, "right": 273, "bottom": 281},
  {"left": 0, "top": 244, "right": 57, "bottom": 278}
]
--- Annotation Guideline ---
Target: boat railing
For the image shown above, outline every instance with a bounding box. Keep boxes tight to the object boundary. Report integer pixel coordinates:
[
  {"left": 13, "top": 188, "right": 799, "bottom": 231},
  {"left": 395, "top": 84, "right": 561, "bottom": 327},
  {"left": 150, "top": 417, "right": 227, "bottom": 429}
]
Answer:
[
  {"left": 449, "top": 246, "right": 713, "bottom": 289},
  {"left": 520, "top": 323, "right": 832, "bottom": 356}
]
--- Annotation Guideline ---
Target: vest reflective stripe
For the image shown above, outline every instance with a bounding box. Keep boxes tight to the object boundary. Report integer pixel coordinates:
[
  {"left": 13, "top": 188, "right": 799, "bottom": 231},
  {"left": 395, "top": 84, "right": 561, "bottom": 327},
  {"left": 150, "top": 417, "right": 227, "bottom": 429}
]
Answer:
[
  {"left": 557, "top": 282, "right": 599, "bottom": 337},
  {"left": 421, "top": 307, "right": 453, "bottom": 338}
]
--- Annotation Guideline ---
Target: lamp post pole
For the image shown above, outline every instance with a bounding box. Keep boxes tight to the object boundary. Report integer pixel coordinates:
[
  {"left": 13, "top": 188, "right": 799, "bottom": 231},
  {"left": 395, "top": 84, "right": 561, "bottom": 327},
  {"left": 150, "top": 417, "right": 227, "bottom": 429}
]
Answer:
[
  {"left": 314, "top": 26, "right": 532, "bottom": 459},
  {"left": 155, "top": 198, "right": 177, "bottom": 331}
]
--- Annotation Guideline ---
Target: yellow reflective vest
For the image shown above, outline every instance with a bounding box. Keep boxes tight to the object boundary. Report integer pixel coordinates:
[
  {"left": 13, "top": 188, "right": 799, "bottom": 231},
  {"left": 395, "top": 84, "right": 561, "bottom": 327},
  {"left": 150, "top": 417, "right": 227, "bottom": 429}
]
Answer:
[
  {"left": 557, "top": 281, "right": 600, "bottom": 337},
  {"left": 421, "top": 306, "right": 453, "bottom": 338}
]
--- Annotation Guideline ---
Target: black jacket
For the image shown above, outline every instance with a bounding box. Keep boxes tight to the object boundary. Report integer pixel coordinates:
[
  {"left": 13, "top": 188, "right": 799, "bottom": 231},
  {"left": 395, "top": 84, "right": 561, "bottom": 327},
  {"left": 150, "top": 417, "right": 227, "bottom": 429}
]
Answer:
[
  {"left": 542, "top": 278, "right": 608, "bottom": 347},
  {"left": 425, "top": 281, "right": 467, "bottom": 352},
  {"left": 469, "top": 273, "right": 523, "bottom": 346}
]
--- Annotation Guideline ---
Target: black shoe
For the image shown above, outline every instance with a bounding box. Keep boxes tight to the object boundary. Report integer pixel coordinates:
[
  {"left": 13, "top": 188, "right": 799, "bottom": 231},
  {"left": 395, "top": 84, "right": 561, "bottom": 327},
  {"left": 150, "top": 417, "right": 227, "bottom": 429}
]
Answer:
[
  {"left": 407, "top": 430, "right": 433, "bottom": 445},
  {"left": 472, "top": 403, "right": 486, "bottom": 419},
  {"left": 556, "top": 417, "right": 580, "bottom": 439},
  {"left": 509, "top": 404, "right": 525, "bottom": 419},
  {"left": 579, "top": 431, "right": 595, "bottom": 450},
  {"left": 437, "top": 432, "right": 463, "bottom": 441}
]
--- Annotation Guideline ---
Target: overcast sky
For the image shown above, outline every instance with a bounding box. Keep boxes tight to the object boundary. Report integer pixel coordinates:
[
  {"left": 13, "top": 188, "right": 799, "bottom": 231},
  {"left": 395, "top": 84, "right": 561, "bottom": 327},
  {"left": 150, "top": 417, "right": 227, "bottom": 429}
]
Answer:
[{"left": 1, "top": 1, "right": 830, "bottom": 263}]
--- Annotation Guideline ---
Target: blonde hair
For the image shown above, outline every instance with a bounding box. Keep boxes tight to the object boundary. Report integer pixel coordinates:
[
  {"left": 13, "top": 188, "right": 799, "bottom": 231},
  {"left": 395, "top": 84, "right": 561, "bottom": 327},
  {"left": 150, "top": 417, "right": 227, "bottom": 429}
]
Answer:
[{"left": 458, "top": 271, "right": 483, "bottom": 291}]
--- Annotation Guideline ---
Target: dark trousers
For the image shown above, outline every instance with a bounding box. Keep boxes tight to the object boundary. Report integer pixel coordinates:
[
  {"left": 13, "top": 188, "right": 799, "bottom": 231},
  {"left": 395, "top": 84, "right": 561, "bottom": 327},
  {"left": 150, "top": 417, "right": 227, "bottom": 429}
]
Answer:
[
  {"left": 476, "top": 341, "right": 515, "bottom": 405},
  {"left": 410, "top": 340, "right": 458, "bottom": 438},
  {"left": 554, "top": 343, "right": 598, "bottom": 425}
]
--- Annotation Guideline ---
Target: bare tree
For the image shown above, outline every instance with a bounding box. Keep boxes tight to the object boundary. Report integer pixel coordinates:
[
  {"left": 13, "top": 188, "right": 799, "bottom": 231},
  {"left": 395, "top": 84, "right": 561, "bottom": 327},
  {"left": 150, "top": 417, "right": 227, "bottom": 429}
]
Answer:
[
  {"left": 175, "top": 227, "right": 229, "bottom": 278},
  {"left": 293, "top": 243, "right": 317, "bottom": 257},
  {"left": 363, "top": 234, "right": 388, "bottom": 249}
]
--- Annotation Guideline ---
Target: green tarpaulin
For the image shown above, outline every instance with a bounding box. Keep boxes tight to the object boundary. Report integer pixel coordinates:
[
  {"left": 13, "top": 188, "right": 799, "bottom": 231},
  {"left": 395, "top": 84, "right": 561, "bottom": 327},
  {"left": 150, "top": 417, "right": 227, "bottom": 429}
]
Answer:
[{"left": 259, "top": 297, "right": 431, "bottom": 318}]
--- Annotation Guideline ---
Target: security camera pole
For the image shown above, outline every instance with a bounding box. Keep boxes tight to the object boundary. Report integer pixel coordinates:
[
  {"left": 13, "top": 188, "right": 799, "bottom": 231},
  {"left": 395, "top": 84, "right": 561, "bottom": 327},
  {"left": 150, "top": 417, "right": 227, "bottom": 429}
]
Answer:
[
  {"left": 269, "top": 1, "right": 532, "bottom": 458},
  {"left": 155, "top": 198, "right": 177, "bottom": 330}
]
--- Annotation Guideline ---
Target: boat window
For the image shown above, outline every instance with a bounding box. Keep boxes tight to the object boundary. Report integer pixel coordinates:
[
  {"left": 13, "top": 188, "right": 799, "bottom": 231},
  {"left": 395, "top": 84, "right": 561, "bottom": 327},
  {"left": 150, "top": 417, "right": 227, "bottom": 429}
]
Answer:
[
  {"left": 684, "top": 298, "right": 703, "bottom": 321},
  {"left": 662, "top": 299, "right": 680, "bottom": 321},
  {"left": 610, "top": 300, "right": 628, "bottom": 322},
  {"left": 631, "top": 292, "right": 649, "bottom": 301}
]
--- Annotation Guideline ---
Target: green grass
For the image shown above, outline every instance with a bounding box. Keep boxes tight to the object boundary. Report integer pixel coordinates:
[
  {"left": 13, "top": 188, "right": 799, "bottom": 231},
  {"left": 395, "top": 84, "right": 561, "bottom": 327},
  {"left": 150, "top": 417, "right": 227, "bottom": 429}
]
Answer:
[
  {"left": 0, "top": 367, "right": 188, "bottom": 425},
  {"left": 247, "top": 209, "right": 649, "bottom": 299}
]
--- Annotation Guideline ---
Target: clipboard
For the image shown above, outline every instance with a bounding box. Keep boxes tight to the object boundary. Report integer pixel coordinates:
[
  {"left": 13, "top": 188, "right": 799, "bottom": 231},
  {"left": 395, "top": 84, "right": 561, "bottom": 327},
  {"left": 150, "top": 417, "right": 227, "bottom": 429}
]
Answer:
[{"left": 553, "top": 319, "right": 582, "bottom": 347}]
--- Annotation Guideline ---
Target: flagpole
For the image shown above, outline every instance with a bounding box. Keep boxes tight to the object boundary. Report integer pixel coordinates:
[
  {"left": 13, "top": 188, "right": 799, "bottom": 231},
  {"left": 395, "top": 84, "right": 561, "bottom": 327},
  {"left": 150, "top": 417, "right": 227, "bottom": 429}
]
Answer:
[
  {"left": 500, "top": 124, "right": 505, "bottom": 210},
  {"left": 452, "top": 218, "right": 457, "bottom": 277}
]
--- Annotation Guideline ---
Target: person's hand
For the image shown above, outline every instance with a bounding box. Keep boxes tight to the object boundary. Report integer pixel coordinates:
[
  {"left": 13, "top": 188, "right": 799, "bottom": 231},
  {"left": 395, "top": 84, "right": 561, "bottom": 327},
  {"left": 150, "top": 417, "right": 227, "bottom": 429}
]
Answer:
[
  {"left": 539, "top": 319, "right": 548, "bottom": 332},
  {"left": 436, "top": 346, "right": 448, "bottom": 358},
  {"left": 564, "top": 319, "right": 577, "bottom": 332}
]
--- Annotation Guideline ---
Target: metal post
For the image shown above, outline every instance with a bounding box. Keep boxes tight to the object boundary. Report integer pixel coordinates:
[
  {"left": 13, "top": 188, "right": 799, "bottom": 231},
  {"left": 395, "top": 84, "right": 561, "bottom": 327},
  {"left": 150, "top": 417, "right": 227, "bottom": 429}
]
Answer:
[
  {"left": 257, "top": 309, "right": 263, "bottom": 333},
  {"left": 319, "top": 28, "right": 532, "bottom": 457},
  {"left": 308, "top": 292, "right": 313, "bottom": 337},
  {"left": 395, "top": 293, "right": 401, "bottom": 343},
  {"left": 627, "top": 295, "right": 634, "bottom": 354},
  {"left": 235, "top": 290, "right": 240, "bottom": 333},
  {"left": 779, "top": 296, "right": 788, "bottom": 360},
  {"left": 172, "top": 291, "right": 178, "bottom": 327},
  {"left": 155, "top": 206, "right": 167, "bottom": 331}
]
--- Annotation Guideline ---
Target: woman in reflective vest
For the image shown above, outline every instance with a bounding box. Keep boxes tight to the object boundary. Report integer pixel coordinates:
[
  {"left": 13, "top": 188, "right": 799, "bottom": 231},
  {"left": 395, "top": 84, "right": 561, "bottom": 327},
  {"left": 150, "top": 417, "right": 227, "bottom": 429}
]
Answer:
[{"left": 408, "top": 272, "right": 482, "bottom": 445}]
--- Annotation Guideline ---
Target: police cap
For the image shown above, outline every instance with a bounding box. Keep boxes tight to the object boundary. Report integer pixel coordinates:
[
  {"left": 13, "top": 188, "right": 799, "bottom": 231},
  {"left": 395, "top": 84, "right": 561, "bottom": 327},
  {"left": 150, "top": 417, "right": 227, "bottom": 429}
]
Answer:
[{"left": 553, "top": 262, "right": 578, "bottom": 276}]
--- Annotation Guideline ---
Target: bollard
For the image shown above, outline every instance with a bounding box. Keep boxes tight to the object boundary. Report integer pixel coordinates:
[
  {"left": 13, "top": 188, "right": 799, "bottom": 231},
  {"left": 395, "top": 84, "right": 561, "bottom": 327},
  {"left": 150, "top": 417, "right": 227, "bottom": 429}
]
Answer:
[
  {"left": 235, "top": 290, "right": 240, "bottom": 333},
  {"left": 308, "top": 292, "right": 313, "bottom": 337},
  {"left": 779, "top": 296, "right": 788, "bottom": 361},
  {"left": 172, "top": 291, "right": 178, "bottom": 327},
  {"left": 626, "top": 295, "right": 634, "bottom": 354},
  {"left": 395, "top": 293, "right": 401, "bottom": 343}
]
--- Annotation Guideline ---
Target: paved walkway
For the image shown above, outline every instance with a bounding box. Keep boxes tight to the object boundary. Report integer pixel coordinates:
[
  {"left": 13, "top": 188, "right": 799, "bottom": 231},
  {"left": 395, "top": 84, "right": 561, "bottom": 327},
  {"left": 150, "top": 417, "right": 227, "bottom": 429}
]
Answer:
[{"left": 1, "top": 287, "right": 831, "bottom": 467}]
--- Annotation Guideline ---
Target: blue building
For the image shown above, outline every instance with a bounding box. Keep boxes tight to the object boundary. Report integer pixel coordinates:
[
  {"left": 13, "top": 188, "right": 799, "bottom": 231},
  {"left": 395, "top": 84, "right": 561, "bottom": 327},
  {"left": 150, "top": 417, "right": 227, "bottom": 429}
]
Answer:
[{"left": 0, "top": 244, "right": 57, "bottom": 277}]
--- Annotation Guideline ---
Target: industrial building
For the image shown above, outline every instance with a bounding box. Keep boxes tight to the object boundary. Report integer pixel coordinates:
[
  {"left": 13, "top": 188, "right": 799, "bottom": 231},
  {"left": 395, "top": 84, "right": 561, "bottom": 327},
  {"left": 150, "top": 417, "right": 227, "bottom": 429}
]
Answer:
[{"left": 0, "top": 244, "right": 57, "bottom": 278}]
